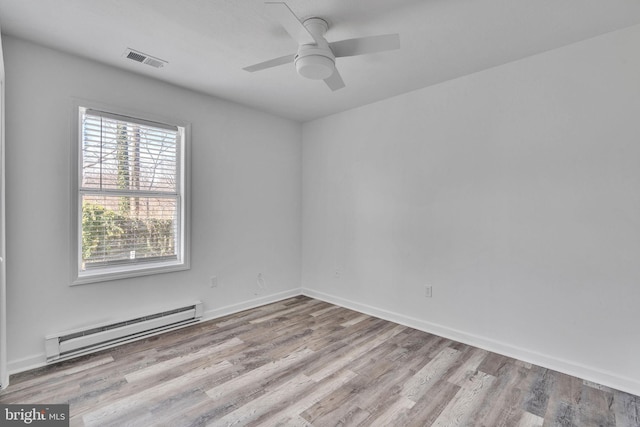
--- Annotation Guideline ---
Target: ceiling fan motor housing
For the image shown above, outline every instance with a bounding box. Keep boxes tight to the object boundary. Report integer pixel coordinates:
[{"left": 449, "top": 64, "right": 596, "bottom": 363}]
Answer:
[{"left": 295, "top": 17, "right": 335, "bottom": 80}]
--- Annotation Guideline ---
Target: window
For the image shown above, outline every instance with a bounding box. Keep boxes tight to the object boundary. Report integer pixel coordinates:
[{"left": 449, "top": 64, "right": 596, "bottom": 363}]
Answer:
[{"left": 73, "top": 105, "right": 189, "bottom": 284}]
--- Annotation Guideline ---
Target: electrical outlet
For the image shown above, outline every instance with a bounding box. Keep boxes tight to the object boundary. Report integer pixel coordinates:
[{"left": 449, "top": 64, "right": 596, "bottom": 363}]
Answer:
[
  {"left": 424, "top": 285, "right": 432, "bottom": 298},
  {"left": 210, "top": 276, "right": 218, "bottom": 288}
]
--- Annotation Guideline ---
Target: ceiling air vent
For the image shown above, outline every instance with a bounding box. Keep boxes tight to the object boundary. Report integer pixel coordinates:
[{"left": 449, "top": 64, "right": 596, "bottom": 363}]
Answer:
[{"left": 122, "top": 48, "right": 167, "bottom": 68}]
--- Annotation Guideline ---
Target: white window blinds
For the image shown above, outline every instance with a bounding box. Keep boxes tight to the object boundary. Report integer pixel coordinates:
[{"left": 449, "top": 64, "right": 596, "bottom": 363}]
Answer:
[{"left": 79, "top": 108, "right": 183, "bottom": 273}]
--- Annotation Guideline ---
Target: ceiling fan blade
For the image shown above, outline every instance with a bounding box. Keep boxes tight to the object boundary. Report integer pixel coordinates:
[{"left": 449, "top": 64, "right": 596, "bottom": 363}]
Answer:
[
  {"left": 265, "top": 2, "right": 316, "bottom": 45},
  {"left": 243, "top": 54, "right": 295, "bottom": 72},
  {"left": 330, "top": 34, "right": 400, "bottom": 58},
  {"left": 324, "top": 69, "right": 345, "bottom": 91}
]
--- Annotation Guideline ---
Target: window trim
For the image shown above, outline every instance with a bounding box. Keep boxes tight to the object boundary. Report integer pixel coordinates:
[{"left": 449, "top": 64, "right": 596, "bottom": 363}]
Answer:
[{"left": 70, "top": 100, "right": 190, "bottom": 285}]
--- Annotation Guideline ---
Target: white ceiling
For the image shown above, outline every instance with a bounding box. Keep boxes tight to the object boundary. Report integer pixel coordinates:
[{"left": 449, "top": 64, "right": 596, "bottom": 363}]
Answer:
[{"left": 1, "top": 0, "right": 639, "bottom": 122}]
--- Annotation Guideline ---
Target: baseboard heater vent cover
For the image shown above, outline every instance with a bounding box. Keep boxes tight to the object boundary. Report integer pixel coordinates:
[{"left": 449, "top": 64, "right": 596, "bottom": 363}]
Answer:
[{"left": 45, "top": 301, "right": 203, "bottom": 362}]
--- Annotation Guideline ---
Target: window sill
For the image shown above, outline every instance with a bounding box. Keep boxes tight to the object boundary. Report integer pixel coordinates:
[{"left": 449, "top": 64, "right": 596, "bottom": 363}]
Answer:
[{"left": 72, "top": 260, "right": 189, "bottom": 286}]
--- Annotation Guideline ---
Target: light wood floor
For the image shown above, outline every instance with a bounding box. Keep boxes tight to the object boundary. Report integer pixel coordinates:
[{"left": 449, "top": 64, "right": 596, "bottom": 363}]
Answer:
[{"left": 1, "top": 296, "right": 638, "bottom": 426}]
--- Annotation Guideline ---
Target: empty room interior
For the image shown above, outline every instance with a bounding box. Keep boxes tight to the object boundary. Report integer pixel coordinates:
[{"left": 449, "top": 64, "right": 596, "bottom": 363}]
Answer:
[{"left": 0, "top": 0, "right": 639, "bottom": 425}]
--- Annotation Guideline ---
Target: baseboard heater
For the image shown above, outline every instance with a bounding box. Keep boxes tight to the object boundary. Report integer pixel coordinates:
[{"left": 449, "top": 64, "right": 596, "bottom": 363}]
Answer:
[{"left": 45, "top": 301, "right": 203, "bottom": 363}]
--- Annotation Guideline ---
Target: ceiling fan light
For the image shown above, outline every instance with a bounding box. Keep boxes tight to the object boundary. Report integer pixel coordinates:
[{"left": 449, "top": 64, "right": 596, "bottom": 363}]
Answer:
[{"left": 295, "top": 55, "right": 335, "bottom": 80}]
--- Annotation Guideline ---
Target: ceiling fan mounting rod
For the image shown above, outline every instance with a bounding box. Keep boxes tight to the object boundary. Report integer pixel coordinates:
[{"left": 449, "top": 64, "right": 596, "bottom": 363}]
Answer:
[{"left": 302, "top": 17, "right": 329, "bottom": 39}]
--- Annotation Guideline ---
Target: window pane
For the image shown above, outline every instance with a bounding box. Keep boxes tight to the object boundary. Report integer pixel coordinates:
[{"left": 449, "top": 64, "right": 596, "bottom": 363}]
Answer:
[
  {"left": 81, "top": 194, "right": 178, "bottom": 270},
  {"left": 81, "top": 114, "right": 178, "bottom": 192},
  {"left": 76, "top": 106, "right": 187, "bottom": 283}
]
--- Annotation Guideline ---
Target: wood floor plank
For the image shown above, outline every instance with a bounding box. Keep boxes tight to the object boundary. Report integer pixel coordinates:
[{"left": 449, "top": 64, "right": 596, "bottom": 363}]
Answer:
[
  {"left": 431, "top": 370, "right": 495, "bottom": 426},
  {"left": 523, "top": 366, "right": 556, "bottom": 417},
  {"left": 125, "top": 336, "right": 243, "bottom": 383},
  {"left": 307, "top": 324, "right": 406, "bottom": 381},
  {"left": 477, "top": 351, "right": 512, "bottom": 377},
  {"left": 349, "top": 360, "right": 421, "bottom": 422},
  {"left": 211, "top": 302, "right": 290, "bottom": 328},
  {"left": 446, "top": 346, "right": 489, "bottom": 386},
  {"left": 216, "top": 369, "right": 358, "bottom": 427},
  {"left": 82, "top": 360, "right": 232, "bottom": 425},
  {"left": 541, "top": 373, "right": 579, "bottom": 426},
  {"left": 308, "top": 304, "right": 340, "bottom": 318},
  {"left": 402, "top": 346, "right": 461, "bottom": 401},
  {"left": 1, "top": 296, "right": 638, "bottom": 426},
  {"left": 347, "top": 329, "right": 410, "bottom": 374},
  {"left": 248, "top": 299, "right": 323, "bottom": 324},
  {"left": 340, "top": 314, "right": 369, "bottom": 327},
  {"left": 205, "top": 347, "right": 314, "bottom": 400},
  {"left": 71, "top": 356, "right": 240, "bottom": 419},
  {"left": 363, "top": 396, "right": 415, "bottom": 427},
  {"left": 257, "top": 369, "right": 359, "bottom": 427},
  {"left": 471, "top": 360, "right": 531, "bottom": 426},
  {"left": 209, "top": 373, "right": 317, "bottom": 427},
  {"left": 393, "top": 378, "right": 462, "bottom": 426},
  {"left": 270, "top": 414, "right": 313, "bottom": 427},
  {"left": 518, "top": 411, "right": 545, "bottom": 427},
  {"left": 299, "top": 378, "right": 369, "bottom": 426},
  {"left": 382, "top": 331, "right": 440, "bottom": 367},
  {"left": 69, "top": 349, "right": 233, "bottom": 417},
  {"left": 301, "top": 349, "right": 416, "bottom": 425},
  {"left": 576, "top": 382, "right": 616, "bottom": 427},
  {"left": 612, "top": 391, "right": 640, "bottom": 427},
  {"left": 303, "top": 316, "right": 387, "bottom": 353}
]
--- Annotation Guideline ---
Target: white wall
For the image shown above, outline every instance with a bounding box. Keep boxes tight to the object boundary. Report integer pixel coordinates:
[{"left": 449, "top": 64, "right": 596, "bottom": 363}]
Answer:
[
  {"left": 302, "top": 24, "right": 640, "bottom": 395},
  {"left": 4, "top": 36, "right": 302, "bottom": 372}
]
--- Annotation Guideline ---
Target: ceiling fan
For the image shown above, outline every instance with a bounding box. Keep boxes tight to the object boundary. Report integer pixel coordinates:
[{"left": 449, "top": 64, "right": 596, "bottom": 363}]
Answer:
[{"left": 243, "top": 2, "right": 400, "bottom": 91}]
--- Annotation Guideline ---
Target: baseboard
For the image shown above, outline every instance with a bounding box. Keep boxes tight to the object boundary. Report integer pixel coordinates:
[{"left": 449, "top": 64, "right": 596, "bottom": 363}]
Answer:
[
  {"left": 7, "top": 353, "right": 45, "bottom": 376},
  {"left": 7, "top": 289, "right": 302, "bottom": 378},
  {"left": 301, "top": 288, "right": 640, "bottom": 397}
]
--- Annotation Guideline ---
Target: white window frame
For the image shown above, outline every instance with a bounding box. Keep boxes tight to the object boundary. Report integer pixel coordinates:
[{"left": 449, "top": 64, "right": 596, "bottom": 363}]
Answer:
[{"left": 71, "top": 100, "right": 190, "bottom": 285}]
